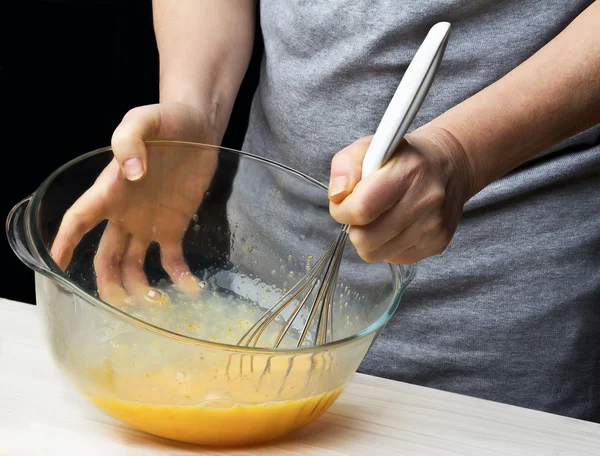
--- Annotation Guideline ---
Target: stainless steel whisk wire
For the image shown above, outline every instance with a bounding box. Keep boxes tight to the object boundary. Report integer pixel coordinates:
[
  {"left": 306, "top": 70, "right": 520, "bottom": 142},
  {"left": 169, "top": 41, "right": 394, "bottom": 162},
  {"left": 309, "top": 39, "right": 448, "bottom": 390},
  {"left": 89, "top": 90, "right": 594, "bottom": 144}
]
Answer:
[{"left": 238, "top": 224, "right": 350, "bottom": 349}]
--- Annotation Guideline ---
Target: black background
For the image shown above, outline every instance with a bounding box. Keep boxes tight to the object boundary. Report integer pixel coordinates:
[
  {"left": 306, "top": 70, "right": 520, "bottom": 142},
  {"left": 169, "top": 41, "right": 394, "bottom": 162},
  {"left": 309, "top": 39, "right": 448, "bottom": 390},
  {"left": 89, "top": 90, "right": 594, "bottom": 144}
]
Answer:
[{"left": 1, "top": 1, "right": 263, "bottom": 304}]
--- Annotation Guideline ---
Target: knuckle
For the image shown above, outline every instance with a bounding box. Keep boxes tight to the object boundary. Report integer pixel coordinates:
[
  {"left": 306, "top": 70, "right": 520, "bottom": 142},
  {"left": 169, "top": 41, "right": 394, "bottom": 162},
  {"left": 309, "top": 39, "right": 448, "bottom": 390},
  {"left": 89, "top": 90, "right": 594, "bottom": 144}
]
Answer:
[
  {"left": 402, "top": 155, "right": 427, "bottom": 181},
  {"left": 110, "top": 127, "right": 131, "bottom": 150},
  {"left": 357, "top": 249, "right": 379, "bottom": 263},
  {"left": 122, "top": 105, "right": 145, "bottom": 122},
  {"left": 112, "top": 106, "right": 151, "bottom": 147},
  {"left": 349, "top": 198, "right": 375, "bottom": 225},
  {"left": 331, "top": 143, "right": 364, "bottom": 176},
  {"left": 349, "top": 227, "right": 373, "bottom": 252},
  {"left": 330, "top": 151, "right": 346, "bottom": 169},
  {"left": 421, "top": 187, "right": 445, "bottom": 209},
  {"left": 122, "top": 253, "right": 143, "bottom": 270},
  {"left": 424, "top": 215, "right": 444, "bottom": 234},
  {"left": 94, "top": 252, "right": 121, "bottom": 271},
  {"left": 161, "top": 251, "right": 186, "bottom": 274},
  {"left": 329, "top": 203, "right": 344, "bottom": 224}
]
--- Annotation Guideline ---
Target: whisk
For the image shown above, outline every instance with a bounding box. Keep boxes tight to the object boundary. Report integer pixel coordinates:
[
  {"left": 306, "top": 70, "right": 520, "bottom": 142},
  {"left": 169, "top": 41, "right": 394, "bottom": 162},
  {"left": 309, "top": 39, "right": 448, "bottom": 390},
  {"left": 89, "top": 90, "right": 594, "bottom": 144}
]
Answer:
[{"left": 238, "top": 22, "right": 452, "bottom": 349}]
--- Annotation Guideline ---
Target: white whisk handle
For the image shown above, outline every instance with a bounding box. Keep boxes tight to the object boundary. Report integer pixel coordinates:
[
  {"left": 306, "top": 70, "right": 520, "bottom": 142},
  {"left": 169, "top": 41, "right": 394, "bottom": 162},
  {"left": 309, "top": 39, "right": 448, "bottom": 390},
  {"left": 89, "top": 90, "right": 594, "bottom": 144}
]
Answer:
[{"left": 361, "top": 21, "right": 451, "bottom": 179}]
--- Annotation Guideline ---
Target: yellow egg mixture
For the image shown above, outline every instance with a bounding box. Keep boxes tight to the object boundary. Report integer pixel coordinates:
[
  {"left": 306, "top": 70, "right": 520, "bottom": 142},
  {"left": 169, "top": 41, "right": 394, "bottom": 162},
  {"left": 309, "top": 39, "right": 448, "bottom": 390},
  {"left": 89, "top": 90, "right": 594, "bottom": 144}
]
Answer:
[
  {"left": 80, "top": 281, "right": 352, "bottom": 446},
  {"left": 89, "top": 385, "right": 341, "bottom": 446}
]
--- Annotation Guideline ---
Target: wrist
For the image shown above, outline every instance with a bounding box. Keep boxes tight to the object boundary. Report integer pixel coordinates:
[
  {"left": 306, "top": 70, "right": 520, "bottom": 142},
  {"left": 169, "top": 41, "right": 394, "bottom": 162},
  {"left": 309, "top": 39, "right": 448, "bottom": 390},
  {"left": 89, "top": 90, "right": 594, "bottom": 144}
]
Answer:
[
  {"left": 159, "top": 78, "right": 233, "bottom": 143},
  {"left": 407, "top": 123, "right": 477, "bottom": 203}
]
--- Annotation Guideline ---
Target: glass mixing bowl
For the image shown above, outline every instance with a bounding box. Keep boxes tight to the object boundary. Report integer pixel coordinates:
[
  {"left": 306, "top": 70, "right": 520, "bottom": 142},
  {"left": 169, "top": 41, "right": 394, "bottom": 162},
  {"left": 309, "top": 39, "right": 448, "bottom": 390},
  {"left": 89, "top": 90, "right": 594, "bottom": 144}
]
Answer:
[{"left": 6, "top": 141, "right": 415, "bottom": 446}]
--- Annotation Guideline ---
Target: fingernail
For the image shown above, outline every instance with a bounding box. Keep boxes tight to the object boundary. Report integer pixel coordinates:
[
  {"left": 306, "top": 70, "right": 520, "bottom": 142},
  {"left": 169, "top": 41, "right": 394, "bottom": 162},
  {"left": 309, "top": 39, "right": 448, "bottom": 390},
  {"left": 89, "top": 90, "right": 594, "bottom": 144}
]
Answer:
[
  {"left": 328, "top": 176, "right": 349, "bottom": 197},
  {"left": 123, "top": 157, "right": 143, "bottom": 181}
]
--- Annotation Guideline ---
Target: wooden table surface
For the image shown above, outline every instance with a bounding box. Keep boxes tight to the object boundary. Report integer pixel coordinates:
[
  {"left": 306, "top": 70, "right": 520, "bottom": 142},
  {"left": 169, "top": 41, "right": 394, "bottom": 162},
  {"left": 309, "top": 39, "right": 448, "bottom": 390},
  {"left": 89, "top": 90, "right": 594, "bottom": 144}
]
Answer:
[{"left": 1, "top": 297, "right": 599, "bottom": 455}]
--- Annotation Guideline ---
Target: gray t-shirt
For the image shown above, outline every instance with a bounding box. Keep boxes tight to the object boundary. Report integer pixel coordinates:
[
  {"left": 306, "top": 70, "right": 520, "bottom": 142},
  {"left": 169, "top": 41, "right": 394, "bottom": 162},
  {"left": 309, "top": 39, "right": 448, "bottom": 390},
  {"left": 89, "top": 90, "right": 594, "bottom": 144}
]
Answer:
[{"left": 242, "top": 0, "right": 600, "bottom": 421}]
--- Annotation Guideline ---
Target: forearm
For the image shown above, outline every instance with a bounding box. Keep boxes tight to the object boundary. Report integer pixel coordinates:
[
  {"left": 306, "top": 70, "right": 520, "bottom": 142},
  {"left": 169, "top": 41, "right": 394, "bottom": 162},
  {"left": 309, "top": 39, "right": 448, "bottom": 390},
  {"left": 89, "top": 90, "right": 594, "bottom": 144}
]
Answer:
[
  {"left": 153, "top": 0, "right": 256, "bottom": 137},
  {"left": 423, "top": 1, "right": 600, "bottom": 197}
]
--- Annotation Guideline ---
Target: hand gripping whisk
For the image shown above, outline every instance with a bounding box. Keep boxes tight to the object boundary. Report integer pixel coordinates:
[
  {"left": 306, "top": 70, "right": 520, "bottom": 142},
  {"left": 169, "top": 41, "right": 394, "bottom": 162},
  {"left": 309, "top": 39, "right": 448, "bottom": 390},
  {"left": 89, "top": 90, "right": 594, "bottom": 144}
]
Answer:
[{"left": 238, "top": 22, "right": 452, "bottom": 349}]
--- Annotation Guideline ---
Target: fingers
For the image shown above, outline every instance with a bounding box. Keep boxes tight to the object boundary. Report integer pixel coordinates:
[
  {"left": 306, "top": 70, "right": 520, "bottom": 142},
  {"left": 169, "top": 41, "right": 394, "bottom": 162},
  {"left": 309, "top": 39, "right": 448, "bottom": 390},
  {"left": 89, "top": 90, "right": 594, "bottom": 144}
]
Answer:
[
  {"left": 94, "top": 222, "right": 130, "bottom": 307},
  {"left": 328, "top": 136, "right": 372, "bottom": 204},
  {"left": 330, "top": 153, "right": 418, "bottom": 227},
  {"left": 348, "top": 192, "right": 454, "bottom": 265},
  {"left": 160, "top": 242, "right": 202, "bottom": 295},
  {"left": 111, "top": 105, "right": 163, "bottom": 181},
  {"left": 349, "top": 202, "right": 435, "bottom": 256},
  {"left": 350, "top": 211, "right": 437, "bottom": 263},
  {"left": 121, "top": 237, "right": 151, "bottom": 302},
  {"left": 50, "top": 187, "right": 107, "bottom": 270}
]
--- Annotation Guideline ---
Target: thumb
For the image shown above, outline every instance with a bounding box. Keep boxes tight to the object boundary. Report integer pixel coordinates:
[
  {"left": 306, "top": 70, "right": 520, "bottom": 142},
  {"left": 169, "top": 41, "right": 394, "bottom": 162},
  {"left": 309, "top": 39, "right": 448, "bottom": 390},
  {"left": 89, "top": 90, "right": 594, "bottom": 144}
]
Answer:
[
  {"left": 111, "top": 104, "right": 163, "bottom": 181},
  {"left": 328, "top": 136, "right": 372, "bottom": 204}
]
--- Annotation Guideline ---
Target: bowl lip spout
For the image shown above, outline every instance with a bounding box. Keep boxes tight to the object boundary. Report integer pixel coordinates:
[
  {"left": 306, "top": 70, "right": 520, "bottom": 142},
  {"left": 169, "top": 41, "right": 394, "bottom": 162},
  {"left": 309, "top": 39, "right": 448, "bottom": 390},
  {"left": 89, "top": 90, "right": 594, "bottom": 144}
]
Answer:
[{"left": 24, "top": 140, "right": 416, "bottom": 355}]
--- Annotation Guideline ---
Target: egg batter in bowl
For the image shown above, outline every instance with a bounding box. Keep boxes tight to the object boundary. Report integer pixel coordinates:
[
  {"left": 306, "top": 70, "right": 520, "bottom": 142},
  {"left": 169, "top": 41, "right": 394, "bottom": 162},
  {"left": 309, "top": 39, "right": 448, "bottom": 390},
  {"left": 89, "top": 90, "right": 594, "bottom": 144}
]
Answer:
[
  {"left": 88, "top": 367, "right": 342, "bottom": 446},
  {"left": 66, "top": 279, "right": 368, "bottom": 445}
]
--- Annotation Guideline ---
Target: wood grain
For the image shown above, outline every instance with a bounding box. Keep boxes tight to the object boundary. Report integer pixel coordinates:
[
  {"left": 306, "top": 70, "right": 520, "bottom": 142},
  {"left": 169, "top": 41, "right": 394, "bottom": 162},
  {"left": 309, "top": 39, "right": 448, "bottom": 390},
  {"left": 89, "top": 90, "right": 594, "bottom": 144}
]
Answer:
[{"left": 1, "top": 298, "right": 599, "bottom": 455}]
